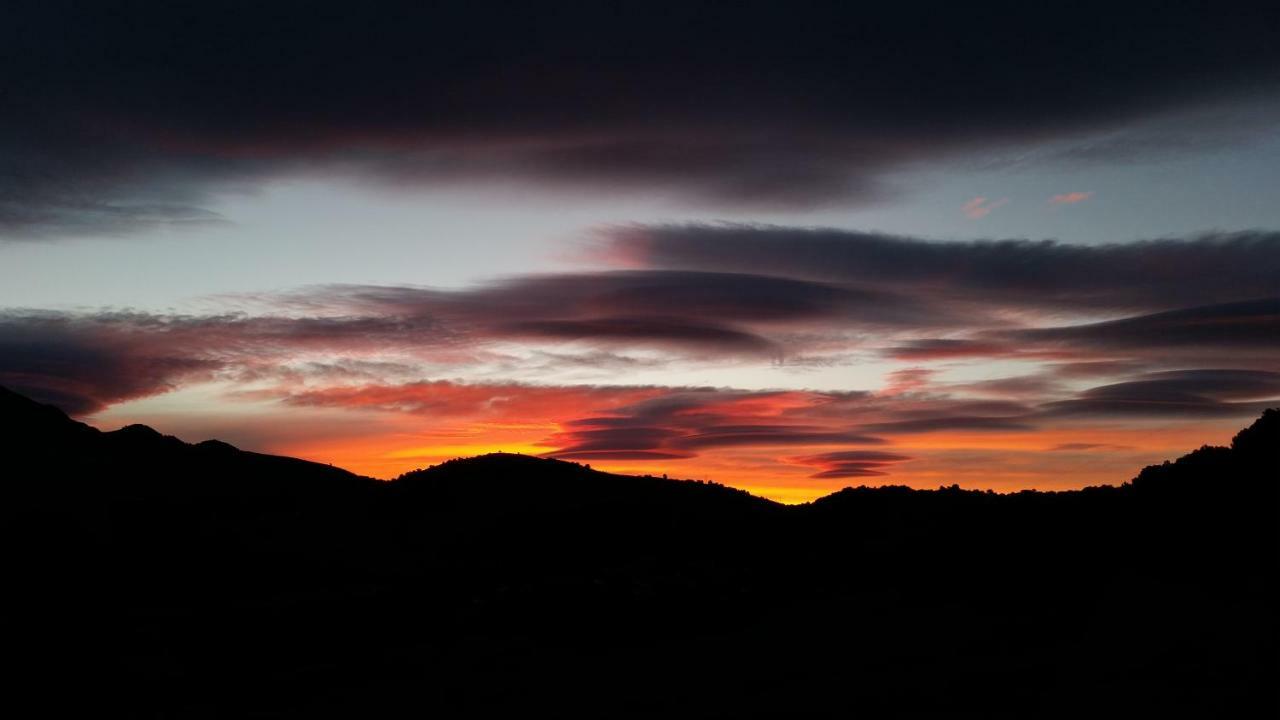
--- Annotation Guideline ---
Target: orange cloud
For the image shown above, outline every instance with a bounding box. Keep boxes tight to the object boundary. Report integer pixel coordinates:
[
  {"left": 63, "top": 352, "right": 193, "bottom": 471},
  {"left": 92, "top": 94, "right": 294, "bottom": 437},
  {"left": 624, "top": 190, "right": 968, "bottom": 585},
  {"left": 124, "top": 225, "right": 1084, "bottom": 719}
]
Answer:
[
  {"left": 1050, "top": 191, "right": 1093, "bottom": 204},
  {"left": 92, "top": 373, "right": 1263, "bottom": 503},
  {"left": 221, "top": 375, "right": 1263, "bottom": 501},
  {"left": 961, "top": 196, "right": 1009, "bottom": 219}
]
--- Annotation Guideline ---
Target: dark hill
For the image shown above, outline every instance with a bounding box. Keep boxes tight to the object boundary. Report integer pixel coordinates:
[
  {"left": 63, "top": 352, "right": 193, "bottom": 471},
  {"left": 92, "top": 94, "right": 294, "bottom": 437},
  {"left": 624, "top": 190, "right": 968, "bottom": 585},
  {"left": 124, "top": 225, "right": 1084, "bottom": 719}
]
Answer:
[
  {"left": 395, "top": 451, "right": 768, "bottom": 511},
  {"left": 2, "top": 385, "right": 372, "bottom": 499},
  {"left": 390, "top": 452, "right": 777, "bottom": 538},
  {"left": 5, "top": 386, "right": 1276, "bottom": 718}
]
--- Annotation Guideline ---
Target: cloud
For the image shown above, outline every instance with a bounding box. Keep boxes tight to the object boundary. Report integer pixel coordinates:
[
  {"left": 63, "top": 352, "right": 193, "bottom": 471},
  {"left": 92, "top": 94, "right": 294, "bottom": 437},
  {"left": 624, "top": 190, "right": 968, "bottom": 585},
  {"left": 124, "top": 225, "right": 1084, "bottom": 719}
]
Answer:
[
  {"left": 961, "top": 197, "right": 1009, "bottom": 219},
  {"left": 882, "top": 368, "right": 936, "bottom": 395},
  {"left": 1050, "top": 191, "right": 1093, "bottom": 204},
  {"left": 0, "top": 265, "right": 965, "bottom": 415},
  {"left": 609, "top": 225, "right": 1280, "bottom": 311},
  {"left": 859, "top": 416, "right": 1035, "bottom": 435},
  {"left": 0, "top": 199, "right": 228, "bottom": 240},
  {"left": 3, "top": 224, "right": 1278, "bottom": 443},
  {"left": 952, "top": 374, "right": 1066, "bottom": 399},
  {"left": 4, "top": 3, "right": 1280, "bottom": 238},
  {"left": 542, "top": 389, "right": 892, "bottom": 462},
  {"left": 265, "top": 269, "right": 964, "bottom": 362},
  {"left": 886, "top": 339, "right": 1029, "bottom": 361},
  {"left": 1011, "top": 298, "right": 1280, "bottom": 350},
  {"left": 262, "top": 381, "right": 895, "bottom": 465},
  {"left": 266, "top": 380, "right": 664, "bottom": 422},
  {"left": 230, "top": 369, "right": 1278, "bottom": 483},
  {"left": 1048, "top": 360, "right": 1151, "bottom": 378},
  {"left": 1041, "top": 369, "right": 1280, "bottom": 418},
  {"left": 6, "top": 291, "right": 1276, "bottom": 432},
  {"left": 885, "top": 299, "right": 1280, "bottom": 380},
  {"left": 671, "top": 426, "right": 887, "bottom": 450},
  {"left": 543, "top": 426, "right": 693, "bottom": 460},
  {"left": 497, "top": 318, "right": 779, "bottom": 356},
  {"left": 0, "top": 307, "right": 478, "bottom": 415},
  {"left": 0, "top": 311, "right": 226, "bottom": 414},
  {"left": 787, "top": 450, "right": 912, "bottom": 479},
  {"left": 317, "top": 270, "right": 951, "bottom": 330},
  {"left": 8, "top": 290, "right": 1273, "bottom": 481}
]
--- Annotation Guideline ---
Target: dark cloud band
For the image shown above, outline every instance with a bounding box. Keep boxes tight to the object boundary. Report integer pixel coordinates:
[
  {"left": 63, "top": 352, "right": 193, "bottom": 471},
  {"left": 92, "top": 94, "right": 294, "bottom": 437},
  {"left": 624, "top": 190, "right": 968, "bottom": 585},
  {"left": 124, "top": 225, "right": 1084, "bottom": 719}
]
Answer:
[
  {"left": 610, "top": 225, "right": 1280, "bottom": 311},
  {"left": 4, "top": 2, "right": 1279, "bottom": 237}
]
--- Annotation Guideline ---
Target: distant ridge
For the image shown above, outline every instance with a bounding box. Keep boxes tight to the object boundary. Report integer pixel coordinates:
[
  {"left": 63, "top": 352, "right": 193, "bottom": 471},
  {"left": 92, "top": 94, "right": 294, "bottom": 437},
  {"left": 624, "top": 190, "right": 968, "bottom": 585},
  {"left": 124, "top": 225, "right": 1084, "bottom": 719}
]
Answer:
[
  {"left": 2, "top": 384, "right": 373, "bottom": 500},
  {"left": 5, "top": 385, "right": 1276, "bottom": 718}
]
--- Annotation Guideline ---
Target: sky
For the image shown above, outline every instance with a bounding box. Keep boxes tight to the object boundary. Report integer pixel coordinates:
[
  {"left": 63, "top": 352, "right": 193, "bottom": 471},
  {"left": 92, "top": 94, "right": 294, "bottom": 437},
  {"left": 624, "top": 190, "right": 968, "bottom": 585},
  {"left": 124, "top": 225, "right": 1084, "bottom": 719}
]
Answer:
[{"left": 2, "top": 1, "right": 1279, "bottom": 501}]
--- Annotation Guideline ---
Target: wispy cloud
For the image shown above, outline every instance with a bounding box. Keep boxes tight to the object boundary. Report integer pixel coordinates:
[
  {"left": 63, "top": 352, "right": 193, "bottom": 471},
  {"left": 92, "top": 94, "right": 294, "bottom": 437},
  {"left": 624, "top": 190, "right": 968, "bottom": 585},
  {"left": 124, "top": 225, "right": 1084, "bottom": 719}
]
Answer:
[
  {"left": 608, "top": 225, "right": 1280, "bottom": 311},
  {"left": 4, "top": 229, "right": 1279, "bottom": 419},
  {"left": 1050, "top": 191, "right": 1093, "bottom": 204},
  {"left": 786, "top": 450, "right": 912, "bottom": 479},
  {"left": 961, "top": 196, "right": 1009, "bottom": 219}
]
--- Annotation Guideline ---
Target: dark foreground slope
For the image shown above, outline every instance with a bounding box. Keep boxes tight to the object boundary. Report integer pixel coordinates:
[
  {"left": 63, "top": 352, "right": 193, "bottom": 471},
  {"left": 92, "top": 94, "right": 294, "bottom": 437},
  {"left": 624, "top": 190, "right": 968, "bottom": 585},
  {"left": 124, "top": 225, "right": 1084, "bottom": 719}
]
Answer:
[{"left": 5, "top": 386, "right": 1277, "bottom": 717}]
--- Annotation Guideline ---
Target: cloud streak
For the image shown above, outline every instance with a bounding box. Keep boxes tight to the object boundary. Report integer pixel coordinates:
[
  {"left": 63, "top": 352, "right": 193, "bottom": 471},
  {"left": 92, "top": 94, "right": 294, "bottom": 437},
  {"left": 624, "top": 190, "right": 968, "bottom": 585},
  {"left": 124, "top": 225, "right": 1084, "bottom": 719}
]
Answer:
[
  {"left": 962, "top": 197, "right": 1009, "bottom": 219},
  {"left": 608, "top": 225, "right": 1280, "bottom": 311},
  {"left": 1051, "top": 191, "right": 1093, "bottom": 205},
  {"left": 787, "top": 450, "right": 913, "bottom": 479}
]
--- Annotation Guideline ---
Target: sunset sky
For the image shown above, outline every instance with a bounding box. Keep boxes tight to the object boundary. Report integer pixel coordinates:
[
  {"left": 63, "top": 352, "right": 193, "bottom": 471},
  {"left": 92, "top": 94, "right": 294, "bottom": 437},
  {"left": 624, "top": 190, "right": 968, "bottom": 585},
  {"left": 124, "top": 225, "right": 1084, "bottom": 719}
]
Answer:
[{"left": 3, "top": 2, "right": 1279, "bottom": 501}]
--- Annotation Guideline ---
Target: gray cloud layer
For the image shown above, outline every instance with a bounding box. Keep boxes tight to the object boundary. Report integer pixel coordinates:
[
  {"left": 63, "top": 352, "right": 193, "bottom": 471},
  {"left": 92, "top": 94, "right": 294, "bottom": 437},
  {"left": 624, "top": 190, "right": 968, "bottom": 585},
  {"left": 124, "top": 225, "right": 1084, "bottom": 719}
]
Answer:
[
  {"left": 2, "top": 228, "right": 1278, "bottom": 440},
  {"left": 3, "top": 2, "right": 1279, "bottom": 238},
  {"left": 611, "top": 226, "right": 1280, "bottom": 311}
]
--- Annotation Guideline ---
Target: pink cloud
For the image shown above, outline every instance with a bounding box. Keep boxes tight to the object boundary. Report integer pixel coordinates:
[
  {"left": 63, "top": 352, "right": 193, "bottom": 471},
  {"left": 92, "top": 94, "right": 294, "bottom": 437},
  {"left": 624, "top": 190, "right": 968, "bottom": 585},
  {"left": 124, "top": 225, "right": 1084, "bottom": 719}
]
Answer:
[
  {"left": 961, "top": 196, "right": 1008, "bottom": 219},
  {"left": 883, "top": 367, "right": 935, "bottom": 395},
  {"left": 1050, "top": 191, "right": 1093, "bottom": 205}
]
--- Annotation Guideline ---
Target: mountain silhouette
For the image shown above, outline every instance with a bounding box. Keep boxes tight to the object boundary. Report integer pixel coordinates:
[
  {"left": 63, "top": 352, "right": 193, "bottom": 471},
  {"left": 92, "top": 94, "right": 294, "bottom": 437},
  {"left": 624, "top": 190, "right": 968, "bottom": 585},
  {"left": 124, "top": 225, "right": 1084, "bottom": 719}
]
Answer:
[
  {"left": 5, "top": 386, "right": 1276, "bottom": 717},
  {"left": 2, "top": 385, "right": 371, "bottom": 496}
]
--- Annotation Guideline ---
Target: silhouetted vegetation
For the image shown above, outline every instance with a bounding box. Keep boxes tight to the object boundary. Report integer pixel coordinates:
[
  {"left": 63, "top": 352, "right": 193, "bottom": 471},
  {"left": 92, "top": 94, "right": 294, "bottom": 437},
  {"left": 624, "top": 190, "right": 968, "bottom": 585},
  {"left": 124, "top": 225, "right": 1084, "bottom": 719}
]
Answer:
[{"left": 5, "top": 387, "right": 1276, "bottom": 717}]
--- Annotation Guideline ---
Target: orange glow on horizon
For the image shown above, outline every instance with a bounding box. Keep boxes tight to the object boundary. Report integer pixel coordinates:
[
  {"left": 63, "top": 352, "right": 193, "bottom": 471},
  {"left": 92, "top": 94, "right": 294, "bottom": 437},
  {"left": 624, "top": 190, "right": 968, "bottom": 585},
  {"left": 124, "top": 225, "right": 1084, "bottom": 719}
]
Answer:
[
  {"left": 93, "top": 380, "right": 1259, "bottom": 504},
  {"left": 267, "top": 416, "right": 1243, "bottom": 504}
]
